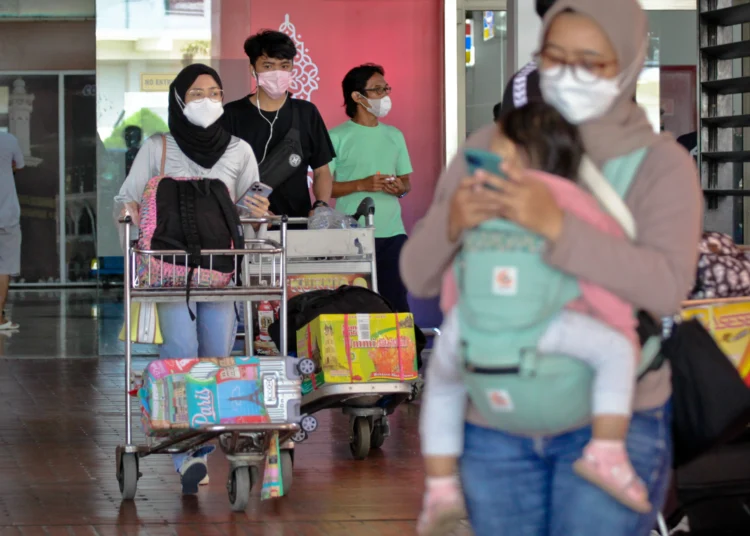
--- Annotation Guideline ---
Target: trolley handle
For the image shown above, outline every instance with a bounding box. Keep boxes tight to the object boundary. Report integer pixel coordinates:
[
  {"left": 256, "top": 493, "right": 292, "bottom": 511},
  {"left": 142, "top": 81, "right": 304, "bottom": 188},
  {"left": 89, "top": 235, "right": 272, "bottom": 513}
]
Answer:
[{"left": 242, "top": 197, "right": 377, "bottom": 229}]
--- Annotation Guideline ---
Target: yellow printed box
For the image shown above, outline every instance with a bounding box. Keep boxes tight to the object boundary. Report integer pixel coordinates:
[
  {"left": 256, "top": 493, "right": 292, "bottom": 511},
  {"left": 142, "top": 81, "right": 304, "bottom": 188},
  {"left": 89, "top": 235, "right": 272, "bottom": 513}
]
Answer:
[
  {"left": 297, "top": 313, "right": 418, "bottom": 394},
  {"left": 683, "top": 301, "right": 750, "bottom": 384}
]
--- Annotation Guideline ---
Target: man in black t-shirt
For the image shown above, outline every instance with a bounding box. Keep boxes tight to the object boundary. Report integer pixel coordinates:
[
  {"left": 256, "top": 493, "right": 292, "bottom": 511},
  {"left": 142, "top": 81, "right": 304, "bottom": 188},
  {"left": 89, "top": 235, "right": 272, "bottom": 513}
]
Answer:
[
  {"left": 222, "top": 30, "right": 334, "bottom": 217},
  {"left": 500, "top": 0, "right": 556, "bottom": 113}
]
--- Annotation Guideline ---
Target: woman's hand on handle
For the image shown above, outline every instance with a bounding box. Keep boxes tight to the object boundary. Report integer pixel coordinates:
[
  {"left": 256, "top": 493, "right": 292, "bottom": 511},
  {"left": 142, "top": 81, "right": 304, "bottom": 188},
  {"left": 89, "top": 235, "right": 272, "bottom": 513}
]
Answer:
[{"left": 120, "top": 202, "right": 140, "bottom": 225}]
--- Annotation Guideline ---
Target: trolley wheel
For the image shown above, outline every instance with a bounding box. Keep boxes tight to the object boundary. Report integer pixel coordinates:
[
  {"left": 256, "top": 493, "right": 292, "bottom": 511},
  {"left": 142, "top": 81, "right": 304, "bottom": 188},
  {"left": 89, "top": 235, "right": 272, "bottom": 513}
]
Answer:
[
  {"left": 228, "top": 466, "right": 252, "bottom": 512},
  {"left": 280, "top": 449, "right": 293, "bottom": 494},
  {"left": 118, "top": 453, "right": 139, "bottom": 500},
  {"left": 292, "top": 429, "right": 307, "bottom": 443},
  {"left": 350, "top": 417, "right": 371, "bottom": 460},
  {"left": 371, "top": 420, "right": 386, "bottom": 450},
  {"left": 300, "top": 415, "right": 318, "bottom": 433},
  {"left": 297, "top": 358, "right": 316, "bottom": 376}
]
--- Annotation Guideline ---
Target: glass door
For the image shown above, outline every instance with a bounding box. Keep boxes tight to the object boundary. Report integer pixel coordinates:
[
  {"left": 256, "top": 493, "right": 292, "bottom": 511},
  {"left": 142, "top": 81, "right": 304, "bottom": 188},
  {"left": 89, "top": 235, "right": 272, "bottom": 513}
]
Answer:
[
  {"left": 63, "top": 74, "right": 98, "bottom": 283},
  {"left": 0, "top": 74, "right": 60, "bottom": 284},
  {"left": 0, "top": 71, "right": 97, "bottom": 286},
  {"left": 463, "top": 8, "right": 507, "bottom": 138},
  {"left": 455, "top": 1, "right": 508, "bottom": 146}
]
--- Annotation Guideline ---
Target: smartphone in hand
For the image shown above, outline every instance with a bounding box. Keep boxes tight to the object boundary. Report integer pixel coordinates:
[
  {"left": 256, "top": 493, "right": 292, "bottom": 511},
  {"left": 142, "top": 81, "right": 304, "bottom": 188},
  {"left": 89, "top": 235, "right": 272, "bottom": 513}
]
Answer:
[
  {"left": 464, "top": 148, "right": 506, "bottom": 191},
  {"left": 237, "top": 182, "right": 273, "bottom": 212}
]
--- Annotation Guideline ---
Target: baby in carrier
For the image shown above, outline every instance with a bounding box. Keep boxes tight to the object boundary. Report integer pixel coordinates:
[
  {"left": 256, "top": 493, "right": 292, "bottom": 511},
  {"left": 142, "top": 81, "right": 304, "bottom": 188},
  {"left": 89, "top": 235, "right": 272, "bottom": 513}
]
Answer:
[{"left": 418, "top": 102, "right": 650, "bottom": 536}]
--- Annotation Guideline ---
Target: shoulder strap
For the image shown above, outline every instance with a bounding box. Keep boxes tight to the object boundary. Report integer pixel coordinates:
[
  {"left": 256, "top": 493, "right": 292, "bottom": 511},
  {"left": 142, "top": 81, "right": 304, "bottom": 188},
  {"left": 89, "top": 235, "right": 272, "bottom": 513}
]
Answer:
[
  {"left": 160, "top": 134, "right": 167, "bottom": 176},
  {"left": 209, "top": 180, "right": 245, "bottom": 251},
  {"left": 177, "top": 180, "right": 202, "bottom": 321},
  {"left": 578, "top": 155, "right": 638, "bottom": 241}
]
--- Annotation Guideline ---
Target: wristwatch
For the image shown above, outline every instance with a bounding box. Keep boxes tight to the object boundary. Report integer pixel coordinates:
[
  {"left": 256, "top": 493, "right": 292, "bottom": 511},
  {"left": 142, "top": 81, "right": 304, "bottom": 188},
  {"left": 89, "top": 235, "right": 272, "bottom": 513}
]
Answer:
[
  {"left": 398, "top": 191, "right": 409, "bottom": 199},
  {"left": 312, "top": 200, "right": 329, "bottom": 209}
]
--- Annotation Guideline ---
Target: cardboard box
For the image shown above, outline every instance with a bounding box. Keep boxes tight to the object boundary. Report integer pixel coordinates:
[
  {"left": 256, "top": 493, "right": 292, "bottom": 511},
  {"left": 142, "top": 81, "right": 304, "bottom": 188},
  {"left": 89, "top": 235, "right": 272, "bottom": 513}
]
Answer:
[
  {"left": 139, "top": 357, "right": 271, "bottom": 436},
  {"left": 297, "top": 313, "right": 418, "bottom": 394}
]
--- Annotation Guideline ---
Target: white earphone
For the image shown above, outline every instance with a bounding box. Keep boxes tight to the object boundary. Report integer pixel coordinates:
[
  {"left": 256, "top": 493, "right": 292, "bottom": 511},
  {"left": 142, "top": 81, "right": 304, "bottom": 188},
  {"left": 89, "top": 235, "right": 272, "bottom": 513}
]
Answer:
[{"left": 254, "top": 72, "right": 288, "bottom": 164}]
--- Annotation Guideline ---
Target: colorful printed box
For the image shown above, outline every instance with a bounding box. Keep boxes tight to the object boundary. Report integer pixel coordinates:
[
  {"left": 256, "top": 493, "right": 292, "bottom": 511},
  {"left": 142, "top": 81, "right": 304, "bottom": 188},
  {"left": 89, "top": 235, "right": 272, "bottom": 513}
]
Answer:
[
  {"left": 139, "top": 357, "right": 271, "bottom": 436},
  {"left": 296, "top": 313, "right": 418, "bottom": 395}
]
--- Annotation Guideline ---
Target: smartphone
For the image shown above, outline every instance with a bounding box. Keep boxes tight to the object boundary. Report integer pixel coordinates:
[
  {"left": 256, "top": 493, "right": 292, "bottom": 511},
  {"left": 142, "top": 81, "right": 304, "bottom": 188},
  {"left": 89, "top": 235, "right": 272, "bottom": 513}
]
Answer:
[
  {"left": 248, "top": 182, "right": 273, "bottom": 198},
  {"left": 464, "top": 148, "right": 506, "bottom": 191},
  {"left": 236, "top": 182, "right": 273, "bottom": 212}
]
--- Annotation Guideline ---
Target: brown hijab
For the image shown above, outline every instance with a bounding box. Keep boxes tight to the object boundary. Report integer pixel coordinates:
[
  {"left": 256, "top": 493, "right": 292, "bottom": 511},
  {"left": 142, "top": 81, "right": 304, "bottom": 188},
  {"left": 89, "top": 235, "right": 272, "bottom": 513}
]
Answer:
[{"left": 540, "top": 0, "right": 662, "bottom": 165}]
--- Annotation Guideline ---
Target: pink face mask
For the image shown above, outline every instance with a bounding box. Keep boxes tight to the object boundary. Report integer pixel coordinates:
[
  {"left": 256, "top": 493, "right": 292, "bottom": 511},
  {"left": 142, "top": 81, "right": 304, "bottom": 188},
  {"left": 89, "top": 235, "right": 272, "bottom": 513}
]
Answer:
[{"left": 256, "top": 70, "right": 292, "bottom": 100}]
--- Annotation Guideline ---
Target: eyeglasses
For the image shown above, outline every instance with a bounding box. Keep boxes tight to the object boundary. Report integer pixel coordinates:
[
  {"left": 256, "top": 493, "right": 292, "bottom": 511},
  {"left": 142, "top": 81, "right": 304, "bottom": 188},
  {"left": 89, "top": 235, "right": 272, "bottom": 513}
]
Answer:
[
  {"left": 363, "top": 85, "right": 392, "bottom": 97},
  {"left": 534, "top": 49, "right": 617, "bottom": 84},
  {"left": 186, "top": 88, "right": 224, "bottom": 102}
]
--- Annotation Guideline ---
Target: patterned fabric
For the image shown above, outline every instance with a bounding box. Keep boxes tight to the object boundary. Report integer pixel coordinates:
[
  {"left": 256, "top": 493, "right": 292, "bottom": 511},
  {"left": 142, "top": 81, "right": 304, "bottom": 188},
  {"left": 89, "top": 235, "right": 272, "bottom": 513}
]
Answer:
[
  {"left": 136, "top": 175, "right": 234, "bottom": 289},
  {"left": 692, "top": 232, "right": 750, "bottom": 299}
]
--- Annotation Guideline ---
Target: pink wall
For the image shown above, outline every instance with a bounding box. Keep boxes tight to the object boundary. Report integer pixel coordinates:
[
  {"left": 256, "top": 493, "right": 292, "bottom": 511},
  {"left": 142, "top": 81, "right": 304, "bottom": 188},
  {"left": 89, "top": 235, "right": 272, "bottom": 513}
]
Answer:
[{"left": 217, "top": 0, "right": 444, "bottom": 233}]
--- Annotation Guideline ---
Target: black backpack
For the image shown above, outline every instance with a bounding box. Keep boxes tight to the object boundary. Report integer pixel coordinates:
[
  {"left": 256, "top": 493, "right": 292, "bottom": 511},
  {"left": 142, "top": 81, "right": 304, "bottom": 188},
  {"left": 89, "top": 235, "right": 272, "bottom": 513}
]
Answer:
[
  {"left": 269, "top": 285, "right": 426, "bottom": 366},
  {"left": 147, "top": 177, "right": 243, "bottom": 317},
  {"left": 662, "top": 319, "right": 750, "bottom": 467}
]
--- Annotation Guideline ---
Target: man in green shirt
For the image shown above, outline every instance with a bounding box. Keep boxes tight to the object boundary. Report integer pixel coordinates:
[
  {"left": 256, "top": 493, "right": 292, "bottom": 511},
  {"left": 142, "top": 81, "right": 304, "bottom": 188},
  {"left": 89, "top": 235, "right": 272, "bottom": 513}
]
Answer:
[{"left": 329, "top": 64, "right": 413, "bottom": 312}]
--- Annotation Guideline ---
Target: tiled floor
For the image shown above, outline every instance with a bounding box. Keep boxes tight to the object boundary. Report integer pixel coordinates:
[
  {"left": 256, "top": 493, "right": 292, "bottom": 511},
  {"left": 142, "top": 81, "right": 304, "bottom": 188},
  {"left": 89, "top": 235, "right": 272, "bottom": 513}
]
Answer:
[
  {"left": 0, "top": 356, "right": 466, "bottom": 534},
  {"left": 2, "top": 290, "right": 749, "bottom": 534},
  {"left": 0, "top": 290, "right": 470, "bottom": 534}
]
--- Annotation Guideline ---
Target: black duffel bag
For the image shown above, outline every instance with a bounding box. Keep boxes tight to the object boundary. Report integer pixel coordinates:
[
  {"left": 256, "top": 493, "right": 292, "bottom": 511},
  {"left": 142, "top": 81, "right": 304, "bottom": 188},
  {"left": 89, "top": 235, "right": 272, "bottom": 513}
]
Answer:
[
  {"left": 662, "top": 319, "right": 750, "bottom": 467},
  {"left": 269, "top": 285, "right": 426, "bottom": 366}
]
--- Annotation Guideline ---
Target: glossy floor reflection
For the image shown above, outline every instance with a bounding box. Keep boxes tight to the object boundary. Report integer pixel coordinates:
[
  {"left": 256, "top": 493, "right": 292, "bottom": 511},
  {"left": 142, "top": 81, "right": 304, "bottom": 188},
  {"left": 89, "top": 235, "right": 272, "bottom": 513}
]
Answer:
[
  {"left": 0, "top": 289, "right": 158, "bottom": 358},
  {"left": 0, "top": 291, "right": 470, "bottom": 534}
]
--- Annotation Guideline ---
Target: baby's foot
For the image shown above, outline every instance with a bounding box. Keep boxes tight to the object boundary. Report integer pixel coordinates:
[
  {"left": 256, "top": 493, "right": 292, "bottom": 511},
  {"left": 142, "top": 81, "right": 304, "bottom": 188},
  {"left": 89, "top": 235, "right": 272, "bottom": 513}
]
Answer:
[
  {"left": 417, "top": 476, "right": 465, "bottom": 536},
  {"left": 574, "top": 440, "right": 652, "bottom": 514}
]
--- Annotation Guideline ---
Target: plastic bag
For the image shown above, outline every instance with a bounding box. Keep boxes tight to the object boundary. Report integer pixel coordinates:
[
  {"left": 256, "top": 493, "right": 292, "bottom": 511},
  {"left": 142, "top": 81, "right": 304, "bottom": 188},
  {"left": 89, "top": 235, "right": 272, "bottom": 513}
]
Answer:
[{"left": 308, "top": 207, "right": 359, "bottom": 230}]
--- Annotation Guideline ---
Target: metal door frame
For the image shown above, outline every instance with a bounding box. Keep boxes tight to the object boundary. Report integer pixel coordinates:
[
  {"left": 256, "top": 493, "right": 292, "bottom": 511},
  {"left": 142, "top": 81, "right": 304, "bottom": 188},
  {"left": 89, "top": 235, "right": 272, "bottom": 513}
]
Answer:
[{"left": 0, "top": 70, "right": 97, "bottom": 287}]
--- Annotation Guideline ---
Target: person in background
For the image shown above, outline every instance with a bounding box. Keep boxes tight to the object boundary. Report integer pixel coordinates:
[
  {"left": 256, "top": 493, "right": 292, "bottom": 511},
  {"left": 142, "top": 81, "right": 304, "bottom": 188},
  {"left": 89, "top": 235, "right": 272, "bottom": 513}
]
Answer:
[
  {"left": 115, "top": 64, "right": 269, "bottom": 495},
  {"left": 124, "top": 126, "right": 143, "bottom": 176},
  {"left": 222, "top": 30, "right": 335, "bottom": 218},
  {"left": 0, "top": 132, "right": 24, "bottom": 331},
  {"left": 329, "top": 64, "right": 413, "bottom": 313},
  {"left": 500, "top": 0, "right": 557, "bottom": 113}
]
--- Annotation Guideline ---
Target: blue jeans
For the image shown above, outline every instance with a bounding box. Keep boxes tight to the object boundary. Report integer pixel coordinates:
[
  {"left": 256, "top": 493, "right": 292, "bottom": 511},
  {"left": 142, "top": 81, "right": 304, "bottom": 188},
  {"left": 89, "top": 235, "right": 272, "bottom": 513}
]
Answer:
[
  {"left": 459, "top": 402, "right": 672, "bottom": 536},
  {"left": 157, "top": 301, "right": 237, "bottom": 470},
  {"left": 157, "top": 301, "right": 237, "bottom": 359}
]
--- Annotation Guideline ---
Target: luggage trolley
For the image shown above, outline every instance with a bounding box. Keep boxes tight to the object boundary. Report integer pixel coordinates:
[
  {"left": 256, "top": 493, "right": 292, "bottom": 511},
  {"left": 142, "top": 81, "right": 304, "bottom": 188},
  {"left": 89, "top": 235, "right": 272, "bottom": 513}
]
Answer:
[
  {"left": 248, "top": 200, "right": 415, "bottom": 460},
  {"left": 116, "top": 215, "right": 305, "bottom": 511}
]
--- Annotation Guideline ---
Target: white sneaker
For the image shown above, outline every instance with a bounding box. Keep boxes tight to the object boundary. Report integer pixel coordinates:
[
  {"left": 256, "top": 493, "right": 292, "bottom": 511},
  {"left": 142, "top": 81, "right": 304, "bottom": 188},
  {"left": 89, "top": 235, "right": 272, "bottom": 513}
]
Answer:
[{"left": 180, "top": 456, "right": 207, "bottom": 495}]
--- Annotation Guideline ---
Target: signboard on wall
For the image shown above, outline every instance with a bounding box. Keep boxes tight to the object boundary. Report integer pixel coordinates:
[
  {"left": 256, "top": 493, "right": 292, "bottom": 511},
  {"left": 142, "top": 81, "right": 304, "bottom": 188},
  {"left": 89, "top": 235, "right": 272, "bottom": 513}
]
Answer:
[{"left": 140, "top": 74, "right": 176, "bottom": 92}]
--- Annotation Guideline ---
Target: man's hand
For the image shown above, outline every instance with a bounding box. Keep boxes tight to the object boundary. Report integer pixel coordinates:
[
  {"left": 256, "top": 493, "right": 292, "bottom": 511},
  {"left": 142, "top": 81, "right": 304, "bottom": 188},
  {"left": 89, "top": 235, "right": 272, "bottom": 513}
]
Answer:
[
  {"left": 359, "top": 173, "right": 388, "bottom": 193},
  {"left": 384, "top": 176, "right": 406, "bottom": 197}
]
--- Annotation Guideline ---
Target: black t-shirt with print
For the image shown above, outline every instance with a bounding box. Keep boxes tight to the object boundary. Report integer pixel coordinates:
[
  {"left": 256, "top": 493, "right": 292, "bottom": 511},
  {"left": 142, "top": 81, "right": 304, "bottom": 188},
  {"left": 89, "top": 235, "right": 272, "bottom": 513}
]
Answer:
[{"left": 222, "top": 95, "right": 335, "bottom": 217}]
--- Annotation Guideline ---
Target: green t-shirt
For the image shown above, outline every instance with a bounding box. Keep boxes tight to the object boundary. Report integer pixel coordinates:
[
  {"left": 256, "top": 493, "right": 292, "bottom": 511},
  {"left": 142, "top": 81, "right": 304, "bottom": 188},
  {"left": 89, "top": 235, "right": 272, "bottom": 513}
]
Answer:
[{"left": 329, "top": 121, "right": 413, "bottom": 238}]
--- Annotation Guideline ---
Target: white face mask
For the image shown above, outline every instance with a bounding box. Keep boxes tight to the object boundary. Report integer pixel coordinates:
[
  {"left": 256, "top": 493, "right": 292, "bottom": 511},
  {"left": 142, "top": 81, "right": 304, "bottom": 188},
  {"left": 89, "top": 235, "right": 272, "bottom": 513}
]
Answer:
[
  {"left": 540, "top": 65, "right": 620, "bottom": 125},
  {"left": 361, "top": 95, "right": 392, "bottom": 118},
  {"left": 176, "top": 90, "right": 224, "bottom": 128}
]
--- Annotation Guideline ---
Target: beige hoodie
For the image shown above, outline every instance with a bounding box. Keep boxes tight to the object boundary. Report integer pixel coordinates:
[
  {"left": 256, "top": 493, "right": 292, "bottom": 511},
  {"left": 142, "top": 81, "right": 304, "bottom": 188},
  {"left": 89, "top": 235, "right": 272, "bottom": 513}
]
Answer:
[{"left": 400, "top": 123, "right": 702, "bottom": 420}]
